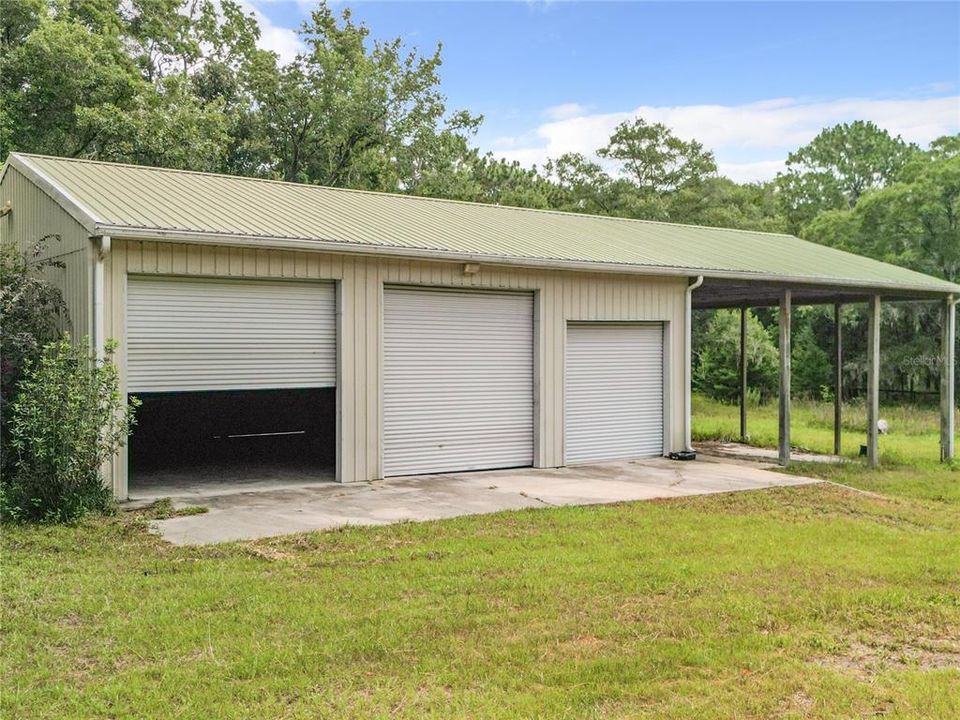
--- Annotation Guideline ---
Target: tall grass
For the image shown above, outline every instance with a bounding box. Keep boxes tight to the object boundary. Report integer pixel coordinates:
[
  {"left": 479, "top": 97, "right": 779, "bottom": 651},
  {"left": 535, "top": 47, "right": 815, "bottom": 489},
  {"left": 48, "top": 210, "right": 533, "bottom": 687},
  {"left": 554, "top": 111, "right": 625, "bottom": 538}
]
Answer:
[{"left": 692, "top": 393, "right": 954, "bottom": 465}]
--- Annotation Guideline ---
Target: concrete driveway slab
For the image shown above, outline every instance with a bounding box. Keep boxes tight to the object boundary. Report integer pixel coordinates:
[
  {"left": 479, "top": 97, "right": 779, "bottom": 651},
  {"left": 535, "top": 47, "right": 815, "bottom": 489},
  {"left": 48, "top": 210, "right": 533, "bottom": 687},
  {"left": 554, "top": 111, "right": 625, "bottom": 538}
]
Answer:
[{"left": 149, "top": 455, "right": 818, "bottom": 545}]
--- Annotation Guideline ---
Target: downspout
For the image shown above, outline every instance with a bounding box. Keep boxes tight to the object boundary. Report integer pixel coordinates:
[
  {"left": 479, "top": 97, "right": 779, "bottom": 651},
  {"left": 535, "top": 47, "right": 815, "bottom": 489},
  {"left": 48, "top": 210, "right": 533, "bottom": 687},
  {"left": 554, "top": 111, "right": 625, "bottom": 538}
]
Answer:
[
  {"left": 92, "top": 236, "right": 111, "bottom": 359},
  {"left": 684, "top": 275, "right": 704, "bottom": 452}
]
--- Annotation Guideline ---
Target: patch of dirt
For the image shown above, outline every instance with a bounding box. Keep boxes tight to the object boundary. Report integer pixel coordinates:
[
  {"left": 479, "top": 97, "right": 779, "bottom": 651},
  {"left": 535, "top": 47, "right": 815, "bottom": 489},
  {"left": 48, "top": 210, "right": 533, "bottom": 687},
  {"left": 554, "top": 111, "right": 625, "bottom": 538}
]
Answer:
[
  {"left": 57, "top": 613, "right": 83, "bottom": 628},
  {"left": 63, "top": 654, "right": 97, "bottom": 683},
  {"left": 551, "top": 633, "right": 610, "bottom": 659},
  {"left": 777, "top": 689, "right": 816, "bottom": 716},
  {"left": 813, "top": 635, "right": 960, "bottom": 678},
  {"left": 242, "top": 544, "right": 297, "bottom": 562}
]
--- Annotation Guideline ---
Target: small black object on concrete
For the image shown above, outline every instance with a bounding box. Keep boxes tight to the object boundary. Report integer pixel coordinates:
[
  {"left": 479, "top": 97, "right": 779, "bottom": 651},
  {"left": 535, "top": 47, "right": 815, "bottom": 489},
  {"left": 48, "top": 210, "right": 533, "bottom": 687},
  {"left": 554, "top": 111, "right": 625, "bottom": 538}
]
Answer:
[{"left": 669, "top": 451, "right": 697, "bottom": 461}]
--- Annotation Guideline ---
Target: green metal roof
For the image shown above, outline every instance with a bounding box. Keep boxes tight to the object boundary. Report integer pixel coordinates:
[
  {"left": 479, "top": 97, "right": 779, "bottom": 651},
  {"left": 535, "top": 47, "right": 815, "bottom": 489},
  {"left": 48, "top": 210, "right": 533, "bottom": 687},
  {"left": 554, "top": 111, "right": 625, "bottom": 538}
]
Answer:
[{"left": 5, "top": 153, "right": 958, "bottom": 296}]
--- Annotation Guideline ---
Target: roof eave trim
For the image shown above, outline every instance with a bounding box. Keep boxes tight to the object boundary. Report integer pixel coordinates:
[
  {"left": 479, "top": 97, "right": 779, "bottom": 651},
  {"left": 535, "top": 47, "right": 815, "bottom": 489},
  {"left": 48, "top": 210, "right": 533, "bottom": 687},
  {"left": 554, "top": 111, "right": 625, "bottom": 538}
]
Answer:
[
  {"left": 7, "top": 154, "right": 102, "bottom": 234},
  {"left": 96, "top": 224, "right": 960, "bottom": 298}
]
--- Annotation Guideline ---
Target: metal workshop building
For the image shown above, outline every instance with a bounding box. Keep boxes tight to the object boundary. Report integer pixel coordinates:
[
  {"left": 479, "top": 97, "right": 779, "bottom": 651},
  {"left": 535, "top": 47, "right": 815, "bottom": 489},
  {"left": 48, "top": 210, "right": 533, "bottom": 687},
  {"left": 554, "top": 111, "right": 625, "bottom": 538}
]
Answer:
[{"left": 1, "top": 153, "right": 956, "bottom": 500}]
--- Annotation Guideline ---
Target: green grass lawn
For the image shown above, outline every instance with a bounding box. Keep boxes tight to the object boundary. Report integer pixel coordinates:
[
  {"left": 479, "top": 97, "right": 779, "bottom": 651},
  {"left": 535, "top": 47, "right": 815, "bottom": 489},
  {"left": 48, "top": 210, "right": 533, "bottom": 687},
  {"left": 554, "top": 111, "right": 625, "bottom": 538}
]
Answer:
[
  {"left": 693, "top": 393, "right": 953, "bottom": 464},
  {"left": 3, "top": 398, "right": 958, "bottom": 718},
  {"left": 3, "top": 492, "right": 958, "bottom": 717},
  {"left": 693, "top": 393, "right": 960, "bottom": 504}
]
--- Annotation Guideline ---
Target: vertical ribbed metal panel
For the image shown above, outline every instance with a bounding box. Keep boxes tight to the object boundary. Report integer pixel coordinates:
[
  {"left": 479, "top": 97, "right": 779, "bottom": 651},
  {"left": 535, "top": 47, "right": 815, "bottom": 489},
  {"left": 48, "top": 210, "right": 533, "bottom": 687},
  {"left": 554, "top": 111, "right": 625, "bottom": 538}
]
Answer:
[
  {"left": 383, "top": 286, "right": 534, "bottom": 476},
  {"left": 565, "top": 323, "right": 664, "bottom": 464},
  {"left": 127, "top": 276, "right": 336, "bottom": 392},
  {"left": 0, "top": 166, "right": 92, "bottom": 338}
]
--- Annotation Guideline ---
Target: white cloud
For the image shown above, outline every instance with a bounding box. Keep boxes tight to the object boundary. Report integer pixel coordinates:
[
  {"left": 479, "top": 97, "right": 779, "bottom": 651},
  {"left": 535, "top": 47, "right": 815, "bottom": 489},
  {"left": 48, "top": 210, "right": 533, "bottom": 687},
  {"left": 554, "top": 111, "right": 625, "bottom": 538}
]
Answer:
[
  {"left": 257, "top": 22, "right": 302, "bottom": 64},
  {"left": 717, "top": 160, "right": 788, "bottom": 185},
  {"left": 489, "top": 94, "right": 960, "bottom": 182},
  {"left": 243, "top": 1, "right": 304, "bottom": 64},
  {"left": 543, "top": 102, "right": 590, "bottom": 121}
]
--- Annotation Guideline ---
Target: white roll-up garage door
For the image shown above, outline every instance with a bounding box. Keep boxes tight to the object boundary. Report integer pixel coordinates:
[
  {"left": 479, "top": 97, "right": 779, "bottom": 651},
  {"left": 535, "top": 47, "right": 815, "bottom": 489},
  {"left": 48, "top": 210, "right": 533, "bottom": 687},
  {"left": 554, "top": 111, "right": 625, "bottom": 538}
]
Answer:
[
  {"left": 383, "top": 287, "right": 534, "bottom": 477},
  {"left": 565, "top": 323, "right": 664, "bottom": 464},
  {"left": 127, "top": 277, "right": 336, "bottom": 392}
]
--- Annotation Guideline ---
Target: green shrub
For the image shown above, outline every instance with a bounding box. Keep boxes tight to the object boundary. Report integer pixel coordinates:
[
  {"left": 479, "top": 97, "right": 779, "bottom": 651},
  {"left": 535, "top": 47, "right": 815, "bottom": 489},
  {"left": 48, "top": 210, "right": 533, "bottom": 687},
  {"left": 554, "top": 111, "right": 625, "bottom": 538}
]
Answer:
[
  {"left": 0, "top": 238, "right": 69, "bottom": 470},
  {"left": 2, "top": 337, "right": 138, "bottom": 523}
]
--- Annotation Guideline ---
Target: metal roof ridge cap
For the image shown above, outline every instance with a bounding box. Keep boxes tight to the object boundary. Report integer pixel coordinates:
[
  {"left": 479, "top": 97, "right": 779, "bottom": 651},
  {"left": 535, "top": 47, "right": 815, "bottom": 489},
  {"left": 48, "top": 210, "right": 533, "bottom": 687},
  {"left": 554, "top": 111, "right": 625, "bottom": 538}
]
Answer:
[
  {"left": 96, "top": 224, "right": 960, "bottom": 295},
  {"left": 9, "top": 154, "right": 102, "bottom": 234}
]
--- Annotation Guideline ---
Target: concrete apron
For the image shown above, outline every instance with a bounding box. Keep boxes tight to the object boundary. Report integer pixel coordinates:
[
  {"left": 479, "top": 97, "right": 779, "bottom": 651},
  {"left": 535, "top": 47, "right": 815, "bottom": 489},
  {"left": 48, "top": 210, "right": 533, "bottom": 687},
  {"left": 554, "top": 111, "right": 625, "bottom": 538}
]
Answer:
[{"left": 146, "top": 456, "right": 819, "bottom": 546}]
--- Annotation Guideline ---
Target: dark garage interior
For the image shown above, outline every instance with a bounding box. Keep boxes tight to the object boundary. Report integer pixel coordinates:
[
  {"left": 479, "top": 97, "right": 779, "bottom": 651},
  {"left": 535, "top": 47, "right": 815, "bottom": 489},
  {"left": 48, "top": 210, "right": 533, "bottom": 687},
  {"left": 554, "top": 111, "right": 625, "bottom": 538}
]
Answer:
[{"left": 128, "top": 388, "right": 336, "bottom": 496}]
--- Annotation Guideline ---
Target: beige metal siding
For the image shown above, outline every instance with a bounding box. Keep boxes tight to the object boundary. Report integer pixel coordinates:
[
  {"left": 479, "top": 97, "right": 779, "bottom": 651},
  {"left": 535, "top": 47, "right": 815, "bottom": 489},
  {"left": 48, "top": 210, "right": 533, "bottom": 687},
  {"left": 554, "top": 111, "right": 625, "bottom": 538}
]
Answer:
[
  {"left": 383, "top": 287, "right": 534, "bottom": 476},
  {"left": 127, "top": 277, "right": 336, "bottom": 392},
  {"left": 0, "top": 166, "right": 92, "bottom": 339},
  {"left": 104, "top": 239, "right": 687, "bottom": 499}
]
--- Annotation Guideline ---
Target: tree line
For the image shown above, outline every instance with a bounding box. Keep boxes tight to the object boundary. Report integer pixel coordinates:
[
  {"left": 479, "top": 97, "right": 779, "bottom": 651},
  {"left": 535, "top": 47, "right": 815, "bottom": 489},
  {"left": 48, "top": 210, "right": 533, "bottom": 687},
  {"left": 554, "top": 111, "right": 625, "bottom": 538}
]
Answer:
[{"left": 2, "top": 1, "right": 957, "bottom": 403}]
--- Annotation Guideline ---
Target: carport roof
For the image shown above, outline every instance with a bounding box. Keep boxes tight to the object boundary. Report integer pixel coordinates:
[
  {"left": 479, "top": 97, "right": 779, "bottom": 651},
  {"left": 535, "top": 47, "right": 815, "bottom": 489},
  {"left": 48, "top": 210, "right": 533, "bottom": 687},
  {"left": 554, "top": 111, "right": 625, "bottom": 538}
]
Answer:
[{"left": 5, "top": 153, "right": 959, "bottom": 302}]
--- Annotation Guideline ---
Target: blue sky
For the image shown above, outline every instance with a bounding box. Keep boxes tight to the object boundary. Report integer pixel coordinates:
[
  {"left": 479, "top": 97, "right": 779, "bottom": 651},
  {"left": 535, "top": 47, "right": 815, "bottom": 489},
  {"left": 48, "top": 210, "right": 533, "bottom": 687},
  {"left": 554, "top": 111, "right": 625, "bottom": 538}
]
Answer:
[{"left": 247, "top": 1, "right": 960, "bottom": 181}]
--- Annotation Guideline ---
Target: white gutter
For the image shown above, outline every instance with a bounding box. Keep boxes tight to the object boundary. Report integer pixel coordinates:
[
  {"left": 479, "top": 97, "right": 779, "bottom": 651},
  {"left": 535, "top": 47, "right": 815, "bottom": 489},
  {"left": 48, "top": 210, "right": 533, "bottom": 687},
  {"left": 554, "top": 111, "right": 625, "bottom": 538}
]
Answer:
[
  {"left": 92, "top": 236, "right": 111, "bottom": 360},
  {"left": 685, "top": 275, "right": 704, "bottom": 452}
]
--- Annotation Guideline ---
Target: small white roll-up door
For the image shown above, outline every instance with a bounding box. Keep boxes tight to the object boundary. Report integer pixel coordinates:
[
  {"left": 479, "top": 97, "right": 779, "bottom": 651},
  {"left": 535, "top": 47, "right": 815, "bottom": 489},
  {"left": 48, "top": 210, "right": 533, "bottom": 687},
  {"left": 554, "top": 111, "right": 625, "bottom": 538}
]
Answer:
[
  {"left": 127, "top": 277, "right": 336, "bottom": 392},
  {"left": 565, "top": 323, "right": 664, "bottom": 464},
  {"left": 383, "top": 287, "right": 534, "bottom": 477}
]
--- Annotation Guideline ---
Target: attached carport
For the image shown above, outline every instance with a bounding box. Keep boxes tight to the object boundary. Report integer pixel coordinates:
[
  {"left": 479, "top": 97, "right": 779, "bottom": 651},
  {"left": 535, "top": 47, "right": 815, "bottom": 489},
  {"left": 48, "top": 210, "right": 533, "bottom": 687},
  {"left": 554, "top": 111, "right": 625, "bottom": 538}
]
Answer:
[{"left": 693, "top": 277, "right": 957, "bottom": 467}]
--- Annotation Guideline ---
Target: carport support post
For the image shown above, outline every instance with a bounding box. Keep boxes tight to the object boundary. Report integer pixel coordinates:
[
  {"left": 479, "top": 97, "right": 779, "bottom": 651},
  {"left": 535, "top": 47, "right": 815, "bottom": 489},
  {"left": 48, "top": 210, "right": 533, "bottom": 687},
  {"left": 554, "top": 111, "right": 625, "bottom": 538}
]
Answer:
[
  {"left": 778, "top": 290, "right": 791, "bottom": 467},
  {"left": 942, "top": 296, "right": 956, "bottom": 462},
  {"left": 866, "top": 295, "right": 881, "bottom": 468},
  {"left": 740, "top": 306, "right": 748, "bottom": 441},
  {"left": 834, "top": 303, "right": 843, "bottom": 456}
]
